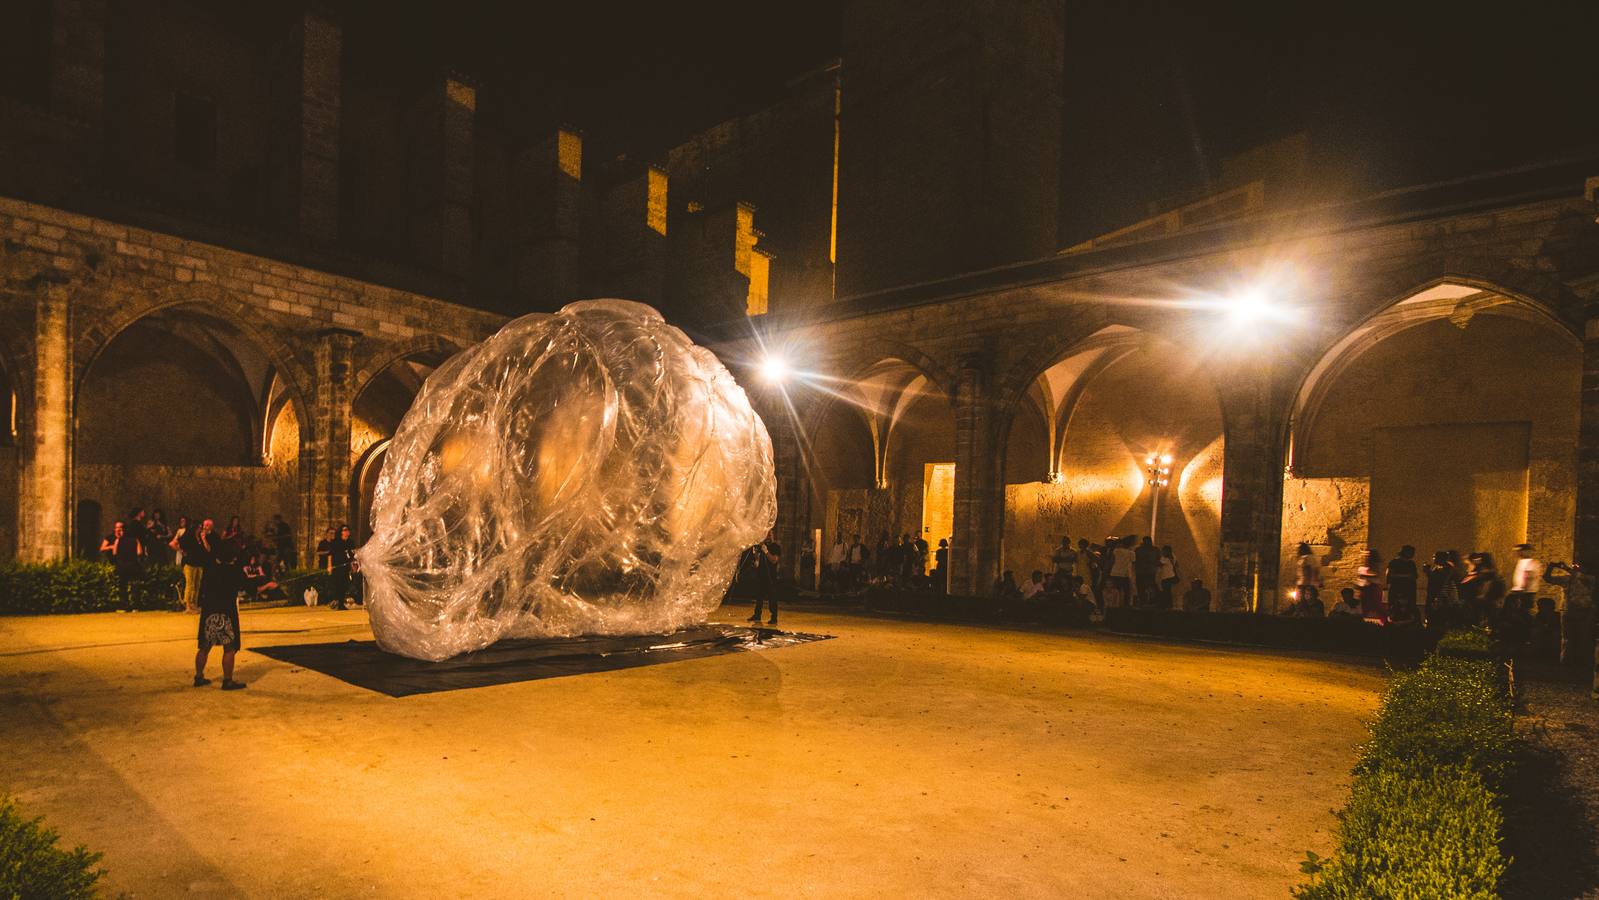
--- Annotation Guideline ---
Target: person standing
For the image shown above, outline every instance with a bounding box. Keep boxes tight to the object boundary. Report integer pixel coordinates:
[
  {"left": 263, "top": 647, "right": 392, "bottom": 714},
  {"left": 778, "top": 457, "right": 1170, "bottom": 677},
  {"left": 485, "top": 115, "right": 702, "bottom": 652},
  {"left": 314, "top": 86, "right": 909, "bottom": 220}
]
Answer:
[
  {"left": 315, "top": 527, "right": 335, "bottom": 572},
  {"left": 1508, "top": 543, "right": 1542, "bottom": 614},
  {"left": 327, "top": 524, "right": 357, "bottom": 610},
  {"left": 1543, "top": 560, "right": 1595, "bottom": 670},
  {"left": 825, "top": 536, "right": 846, "bottom": 590},
  {"left": 933, "top": 539, "right": 949, "bottom": 593},
  {"left": 1133, "top": 536, "right": 1160, "bottom": 607},
  {"left": 192, "top": 517, "right": 245, "bottom": 690},
  {"left": 100, "top": 520, "right": 145, "bottom": 610},
  {"left": 847, "top": 534, "right": 869, "bottom": 588},
  {"left": 747, "top": 530, "right": 782, "bottom": 626},
  {"left": 1051, "top": 536, "right": 1076, "bottom": 583},
  {"left": 1424, "top": 550, "right": 1459, "bottom": 628},
  {"left": 1357, "top": 549, "right": 1386, "bottom": 624},
  {"left": 272, "top": 514, "right": 297, "bottom": 571},
  {"left": 1108, "top": 536, "right": 1134, "bottom": 606},
  {"left": 1386, "top": 545, "right": 1420, "bottom": 619},
  {"left": 172, "top": 516, "right": 204, "bottom": 613},
  {"left": 1157, "top": 545, "right": 1179, "bottom": 609},
  {"left": 146, "top": 510, "right": 171, "bottom": 565}
]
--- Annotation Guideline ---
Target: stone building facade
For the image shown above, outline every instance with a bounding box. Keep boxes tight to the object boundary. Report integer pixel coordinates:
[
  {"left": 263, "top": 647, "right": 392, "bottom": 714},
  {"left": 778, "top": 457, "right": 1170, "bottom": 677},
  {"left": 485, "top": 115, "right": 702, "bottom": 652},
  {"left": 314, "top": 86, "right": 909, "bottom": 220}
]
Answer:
[
  {"left": 0, "top": 0, "right": 773, "bottom": 566},
  {"left": 5, "top": 0, "right": 1599, "bottom": 623}
]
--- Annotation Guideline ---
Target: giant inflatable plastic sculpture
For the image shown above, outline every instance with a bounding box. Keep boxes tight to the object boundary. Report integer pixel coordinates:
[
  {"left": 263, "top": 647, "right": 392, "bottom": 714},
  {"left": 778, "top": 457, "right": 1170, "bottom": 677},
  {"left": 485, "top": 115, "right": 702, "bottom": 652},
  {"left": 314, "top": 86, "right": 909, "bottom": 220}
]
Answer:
[{"left": 357, "top": 299, "right": 777, "bottom": 661}]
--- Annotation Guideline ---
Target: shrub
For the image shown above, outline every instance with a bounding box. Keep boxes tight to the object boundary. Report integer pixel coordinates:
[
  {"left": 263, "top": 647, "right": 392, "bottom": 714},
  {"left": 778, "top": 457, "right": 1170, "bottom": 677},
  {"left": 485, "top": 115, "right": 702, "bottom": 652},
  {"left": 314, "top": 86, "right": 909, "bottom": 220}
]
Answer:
[
  {"left": 1296, "top": 761, "right": 1505, "bottom": 899},
  {"left": 0, "top": 560, "right": 181, "bottom": 614},
  {"left": 1435, "top": 626, "right": 1493, "bottom": 655},
  {"left": 0, "top": 797, "right": 104, "bottom": 900},
  {"left": 1295, "top": 641, "right": 1513, "bottom": 898}
]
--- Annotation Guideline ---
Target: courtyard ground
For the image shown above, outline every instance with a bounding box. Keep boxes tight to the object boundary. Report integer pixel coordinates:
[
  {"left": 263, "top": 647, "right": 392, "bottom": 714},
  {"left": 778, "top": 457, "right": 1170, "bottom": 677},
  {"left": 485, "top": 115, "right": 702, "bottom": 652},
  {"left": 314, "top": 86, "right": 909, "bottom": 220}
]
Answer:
[{"left": 0, "top": 606, "right": 1385, "bottom": 898}]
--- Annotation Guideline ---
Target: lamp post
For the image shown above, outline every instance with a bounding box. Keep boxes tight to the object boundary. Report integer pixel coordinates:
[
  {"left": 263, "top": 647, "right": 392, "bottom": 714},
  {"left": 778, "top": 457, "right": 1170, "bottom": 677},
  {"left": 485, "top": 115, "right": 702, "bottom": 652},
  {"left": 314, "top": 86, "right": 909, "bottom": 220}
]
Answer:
[{"left": 1145, "top": 452, "right": 1172, "bottom": 540}]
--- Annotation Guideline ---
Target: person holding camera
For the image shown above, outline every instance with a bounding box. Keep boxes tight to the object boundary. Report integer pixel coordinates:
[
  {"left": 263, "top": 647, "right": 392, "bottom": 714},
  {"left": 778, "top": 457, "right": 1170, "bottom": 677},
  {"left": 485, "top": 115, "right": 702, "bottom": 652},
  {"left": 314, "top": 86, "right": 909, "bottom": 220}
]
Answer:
[{"left": 1543, "top": 560, "right": 1595, "bottom": 673}]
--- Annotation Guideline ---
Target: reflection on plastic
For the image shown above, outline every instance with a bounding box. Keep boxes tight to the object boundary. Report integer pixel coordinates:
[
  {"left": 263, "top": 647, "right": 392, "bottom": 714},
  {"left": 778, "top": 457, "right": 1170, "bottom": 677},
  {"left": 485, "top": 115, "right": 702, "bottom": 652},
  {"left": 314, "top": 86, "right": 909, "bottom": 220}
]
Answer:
[{"left": 357, "top": 299, "right": 777, "bottom": 661}]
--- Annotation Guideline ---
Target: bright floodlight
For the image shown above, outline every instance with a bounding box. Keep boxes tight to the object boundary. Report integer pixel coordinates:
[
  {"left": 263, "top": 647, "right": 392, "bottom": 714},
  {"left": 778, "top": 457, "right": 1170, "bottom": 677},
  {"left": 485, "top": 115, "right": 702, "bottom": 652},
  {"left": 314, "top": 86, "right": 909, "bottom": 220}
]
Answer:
[
  {"left": 1228, "top": 287, "right": 1271, "bottom": 325},
  {"left": 760, "top": 353, "right": 790, "bottom": 384}
]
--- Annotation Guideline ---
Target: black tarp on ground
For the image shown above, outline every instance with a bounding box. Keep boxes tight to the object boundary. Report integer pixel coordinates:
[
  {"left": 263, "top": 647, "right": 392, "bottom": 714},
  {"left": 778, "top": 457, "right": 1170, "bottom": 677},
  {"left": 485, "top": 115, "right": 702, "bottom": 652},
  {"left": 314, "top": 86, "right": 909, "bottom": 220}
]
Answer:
[{"left": 251, "top": 624, "right": 832, "bottom": 697}]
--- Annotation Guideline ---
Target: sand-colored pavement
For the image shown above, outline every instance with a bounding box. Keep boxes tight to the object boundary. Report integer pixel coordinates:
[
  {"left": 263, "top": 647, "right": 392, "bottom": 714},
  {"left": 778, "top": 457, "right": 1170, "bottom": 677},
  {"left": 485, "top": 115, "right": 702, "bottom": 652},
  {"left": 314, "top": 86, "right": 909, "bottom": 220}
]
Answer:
[{"left": 0, "top": 606, "right": 1384, "bottom": 898}]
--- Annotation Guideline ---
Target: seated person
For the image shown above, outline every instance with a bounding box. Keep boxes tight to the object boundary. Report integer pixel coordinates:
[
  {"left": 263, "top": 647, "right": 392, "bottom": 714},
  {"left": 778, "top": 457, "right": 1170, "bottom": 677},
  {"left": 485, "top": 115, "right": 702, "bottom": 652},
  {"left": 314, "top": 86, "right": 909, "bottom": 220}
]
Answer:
[
  {"left": 1329, "top": 588, "right": 1364, "bottom": 619},
  {"left": 992, "top": 571, "right": 1023, "bottom": 603},
  {"left": 1021, "top": 570, "right": 1046, "bottom": 601},
  {"left": 1286, "top": 588, "right": 1326, "bottom": 618},
  {"left": 1179, "top": 578, "right": 1211, "bottom": 612},
  {"left": 241, "top": 554, "right": 280, "bottom": 599}
]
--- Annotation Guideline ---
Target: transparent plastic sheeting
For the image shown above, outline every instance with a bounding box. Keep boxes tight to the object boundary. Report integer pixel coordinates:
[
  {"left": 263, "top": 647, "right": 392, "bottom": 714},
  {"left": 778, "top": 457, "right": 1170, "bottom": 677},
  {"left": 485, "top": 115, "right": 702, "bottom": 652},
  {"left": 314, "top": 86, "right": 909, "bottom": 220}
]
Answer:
[{"left": 358, "top": 300, "right": 777, "bottom": 661}]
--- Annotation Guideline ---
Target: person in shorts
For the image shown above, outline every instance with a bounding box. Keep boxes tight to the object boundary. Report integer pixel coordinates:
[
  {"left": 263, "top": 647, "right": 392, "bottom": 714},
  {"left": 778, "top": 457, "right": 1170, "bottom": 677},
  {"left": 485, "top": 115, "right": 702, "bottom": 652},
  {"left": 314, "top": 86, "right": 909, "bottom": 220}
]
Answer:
[{"left": 192, "top": 518, "right": 246, "bottom": 690}]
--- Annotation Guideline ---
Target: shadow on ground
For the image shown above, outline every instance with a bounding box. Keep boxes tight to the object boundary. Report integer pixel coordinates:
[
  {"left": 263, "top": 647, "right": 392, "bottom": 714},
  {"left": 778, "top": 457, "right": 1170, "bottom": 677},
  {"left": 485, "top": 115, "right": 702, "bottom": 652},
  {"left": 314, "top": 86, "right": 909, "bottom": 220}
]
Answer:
[{"left": 1503, "top": 680, "right": 1599, "bottom": 900}]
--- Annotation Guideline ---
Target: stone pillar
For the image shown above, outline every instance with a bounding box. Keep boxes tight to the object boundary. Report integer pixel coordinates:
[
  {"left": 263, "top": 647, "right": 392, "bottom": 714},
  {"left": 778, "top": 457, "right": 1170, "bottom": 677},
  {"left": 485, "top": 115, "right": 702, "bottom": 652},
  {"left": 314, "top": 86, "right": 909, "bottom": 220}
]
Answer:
[
  {"left": 1216, "top": 364, "right": 1287, "bottom": 612},
  {"left": 18, "top": 287, "right": 72, "bottom": 562},
  {"left": 1574, "top": 313, "right": 1599, "bottom": 568},
  {"left": 950, "top": 356, "right": 1005, "bottom": 596},
  {"left": 408, "top": 74, "right": 476, "bottom": 278},
  {"left": 665, "top": 202, "right": 753, "bottom": 329},
  {"left": 597, "top": 164, "right": 669, "bottom": 306},
  {"left": 272, "top": 8, "right": 341, "bottom": 244},
  {"left": 305, "top": 329, "right": 356, "bottom": 561},
  {"left": 514, "top": 128, "right": 584, "bottom": 310},
  {"left": 50, "top": 0, "right": 105, "bottom": 127},
  {"left": 761, "top": 401, "right": 811, "bottom": 583}
]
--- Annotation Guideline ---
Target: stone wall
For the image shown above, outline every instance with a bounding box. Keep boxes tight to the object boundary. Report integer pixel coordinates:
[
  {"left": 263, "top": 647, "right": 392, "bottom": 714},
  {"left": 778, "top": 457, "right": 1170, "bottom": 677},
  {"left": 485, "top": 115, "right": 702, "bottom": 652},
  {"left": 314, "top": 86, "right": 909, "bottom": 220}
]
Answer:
[{"left": 1282, "top": 312, "right": 1581, "bottom": 607}]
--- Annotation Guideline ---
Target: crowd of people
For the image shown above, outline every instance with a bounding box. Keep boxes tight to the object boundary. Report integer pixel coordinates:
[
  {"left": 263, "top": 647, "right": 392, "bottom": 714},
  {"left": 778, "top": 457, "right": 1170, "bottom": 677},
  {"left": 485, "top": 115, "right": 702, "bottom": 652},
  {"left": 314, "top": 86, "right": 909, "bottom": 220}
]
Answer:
[
  {"left": 990, "top": 534, "right": 1210, "bottom": 619},
  {"left": 818, "top": 532, "right": 944, "bottom": 592},
  {"left": 1284, "top": 541, "right": 1595, "bottom": 666},
  {"left": 96, "top": 507, "right": 366, "bottom": 612}
]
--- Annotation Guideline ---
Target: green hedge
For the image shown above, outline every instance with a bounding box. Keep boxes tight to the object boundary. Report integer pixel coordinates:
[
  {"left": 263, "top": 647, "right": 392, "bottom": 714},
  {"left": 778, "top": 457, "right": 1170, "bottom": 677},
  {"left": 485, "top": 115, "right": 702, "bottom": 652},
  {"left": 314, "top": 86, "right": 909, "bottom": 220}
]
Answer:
[
  {"left": 0, "top": 797, "right": 104, "bottom": 899},
  {"left": 0, "top": 560, "right": 181, "bottom": 614},
  {"left": 1295, "top": 645, "right": 1513, "bottom": 898}
]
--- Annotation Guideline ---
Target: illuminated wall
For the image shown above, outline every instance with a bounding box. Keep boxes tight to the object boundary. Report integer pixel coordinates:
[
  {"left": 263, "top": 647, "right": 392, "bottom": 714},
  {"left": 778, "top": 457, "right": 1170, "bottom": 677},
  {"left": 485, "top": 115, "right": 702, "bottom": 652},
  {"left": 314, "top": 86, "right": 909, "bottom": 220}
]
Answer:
[
  {"left": 1003, "top": 344, "right": 1224, "bottom": 591},
  {"left": 1281, "top": 313, "right": 1579, "bottom": 605}
]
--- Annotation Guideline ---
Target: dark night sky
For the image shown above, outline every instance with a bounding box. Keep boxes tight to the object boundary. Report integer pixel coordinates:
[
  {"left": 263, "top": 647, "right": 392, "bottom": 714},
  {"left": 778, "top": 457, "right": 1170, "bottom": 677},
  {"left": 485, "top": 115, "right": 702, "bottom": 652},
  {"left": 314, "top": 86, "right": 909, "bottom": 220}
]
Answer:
[{"left": 326, "top": 0, "right": 1597, "bottom": 238}]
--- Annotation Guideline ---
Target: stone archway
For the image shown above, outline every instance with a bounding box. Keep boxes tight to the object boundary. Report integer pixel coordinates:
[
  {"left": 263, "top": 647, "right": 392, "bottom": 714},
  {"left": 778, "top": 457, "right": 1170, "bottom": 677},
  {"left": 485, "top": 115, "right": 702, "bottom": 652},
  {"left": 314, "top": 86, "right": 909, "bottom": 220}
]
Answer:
[
  {"left": 1001, "top": 326, "right": 1226, "bottom": 596},
  {"left": 800, "top": 354, "right": 956, "bottom": 582},
  {"left": 1279, "top": 279, "right": 1582, "bottom": 602},
  {"left": 73, "top": 299, "right": 308, "bottom": 555}
]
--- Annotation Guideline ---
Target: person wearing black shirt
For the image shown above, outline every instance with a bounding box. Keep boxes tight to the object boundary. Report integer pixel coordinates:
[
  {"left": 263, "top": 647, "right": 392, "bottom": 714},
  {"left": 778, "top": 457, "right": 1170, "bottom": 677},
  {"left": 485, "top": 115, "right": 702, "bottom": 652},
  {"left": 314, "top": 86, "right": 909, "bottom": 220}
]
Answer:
[
  {"left": 315, "top": 527, "right": 335, "bottom": 572},
  {"left": 746, "top": 530, "right": 782, "bottom": 627},
  {"left": 1386, "top": 545, "right": 1420, "bottom": 619},
  {"left": 192, "top": 518, "right": 245, "bottom": 690},
  {"left": 100, "top": 520, "right": 144, "bottom": 609},
  {"left": 327, "top": 524, "right": 359, "bottom": 610}
]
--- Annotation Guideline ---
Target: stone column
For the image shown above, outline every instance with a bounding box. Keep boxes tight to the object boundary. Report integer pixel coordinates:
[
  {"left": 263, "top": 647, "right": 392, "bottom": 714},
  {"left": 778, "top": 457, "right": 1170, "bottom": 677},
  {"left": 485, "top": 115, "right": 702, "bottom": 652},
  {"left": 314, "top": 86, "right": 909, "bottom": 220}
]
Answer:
[
  {"left": 514, "top": 128, "right": 584, "bottom": 310},
  {"left": 408, "top": 74, "right": 476, "bottom": 278},
  {"left": 1216, "top": 363, "right": 1287, "bottom": 612},
  {"left": 763, "top": 402, "right": 811, "bottom": 583},
  {"left": 950, "top": 356, "right": 1005, "bottom": 596},
  {"left": 18, "top": 287, "right": 72, "bottom": 562},
  {"left": 305, "top": 329, "right": 356, "bottom": 562},
  {"left": 1574, "top": 313, "right": 1599, "bottom": 568}
]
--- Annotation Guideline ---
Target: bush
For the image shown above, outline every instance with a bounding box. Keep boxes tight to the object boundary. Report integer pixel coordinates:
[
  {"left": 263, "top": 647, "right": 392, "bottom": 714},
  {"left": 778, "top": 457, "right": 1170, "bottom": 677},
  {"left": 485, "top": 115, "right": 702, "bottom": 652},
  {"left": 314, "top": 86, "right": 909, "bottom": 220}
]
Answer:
[
  {"left": 0, "top": 797, "right": 104, "bottom": 900},
  {"left": 0, "top": 560, "right": 181, "bottom": 614},
  {"left": 1295, "top": 641, "right": 1513, "bottom": 898},
  {"left": 1297, "top": 761, "right": 1506, "bottom": 899},
  {"left": 1435, "top": 626, "right": 1494, "bottom": 655}
]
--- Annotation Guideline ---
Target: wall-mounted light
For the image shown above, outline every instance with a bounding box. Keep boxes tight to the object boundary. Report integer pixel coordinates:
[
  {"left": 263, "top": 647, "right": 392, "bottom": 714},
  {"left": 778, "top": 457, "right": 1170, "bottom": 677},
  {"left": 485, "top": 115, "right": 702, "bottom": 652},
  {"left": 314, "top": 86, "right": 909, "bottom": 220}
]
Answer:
[{"left": 759, "top": 353, "right": 790, "bottom": 385}]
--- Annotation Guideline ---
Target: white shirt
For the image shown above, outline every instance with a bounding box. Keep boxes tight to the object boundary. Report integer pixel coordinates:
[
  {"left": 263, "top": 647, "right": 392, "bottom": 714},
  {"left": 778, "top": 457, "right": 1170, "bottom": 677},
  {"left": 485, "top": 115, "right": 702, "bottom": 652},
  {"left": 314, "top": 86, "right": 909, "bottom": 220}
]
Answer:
[
  {"left": 1022, "top": 581, "right": 1044, "bottom": 600},
  {"left": 1511, "top": 557, "right": 1542, "bottom": 593},
  {"left": 827, "top": 542, "right": 846, "bottom": 566},
  {"left": 1110, "top": 547, "right": 1133, "bottom": 577}
]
